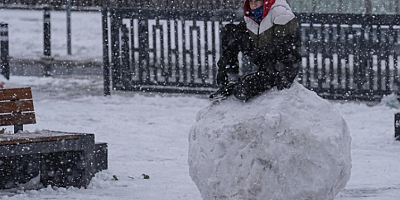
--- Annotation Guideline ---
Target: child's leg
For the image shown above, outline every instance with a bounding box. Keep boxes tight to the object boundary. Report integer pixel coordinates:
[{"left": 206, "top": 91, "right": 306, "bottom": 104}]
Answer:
[{"left": 233, "top": 71, "right": 276, "bottom": 100}]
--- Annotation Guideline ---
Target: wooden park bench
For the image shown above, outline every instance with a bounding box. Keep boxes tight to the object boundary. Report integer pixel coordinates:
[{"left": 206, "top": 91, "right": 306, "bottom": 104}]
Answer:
[
  {"left": 0, "top": 87, "right": 36, "bottom": 133},
  {"left": 0, "top": 87, "right": 107, "bottom": 189}
]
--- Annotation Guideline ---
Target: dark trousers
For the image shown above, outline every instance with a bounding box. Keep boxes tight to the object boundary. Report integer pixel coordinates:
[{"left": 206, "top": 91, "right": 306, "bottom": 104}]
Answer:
[{"left": 218, "top": 24, "right": 279, "bottom": 100}]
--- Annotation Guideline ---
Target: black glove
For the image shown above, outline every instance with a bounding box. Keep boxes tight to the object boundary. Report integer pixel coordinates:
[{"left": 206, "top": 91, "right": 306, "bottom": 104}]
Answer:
[
  {"left": 276, "top": 75, "right": 293, "bottom": 90},
  {"left": 216, "top": 56, "right": 239, "bottom": 86},
  {"left": 217, "top": 71, "right": 228, "bottom": 86},
  {"left": 276, "top": 62, "right": 299, "bottom": 90},
  {"left": 217, "top": 57, "right": 239, "bottom": 73}
]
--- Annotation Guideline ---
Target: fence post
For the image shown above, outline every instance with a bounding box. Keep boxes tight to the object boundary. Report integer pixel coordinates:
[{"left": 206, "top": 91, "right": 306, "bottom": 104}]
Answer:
[
  {"left": 42, "top": 6, "right": 53, "bottom": 77},
  {"left": 338, "top": 0, "right": 343, "bottom": 13},
  {"left": 102, "top": 8, "right": 111, "bottom": 96},
  {"left": 395, "top": 113, "right": 400, "bottom": 140},
  {"left": 312, "top": 0, "right": 316, "bottom": 12},
  {"left": 0, "top": 22, "right": 9, "bottom": 80},
  {"left": 43, "top": 6, "right": 51, "bottom": 57},
  {"left": 66, "top": 0, "right": 72, "bottom": 55},
  {"left": 120, "top": 24, "right": 130, "bottom": 89},
  {"left": 365, "top": 0, "right": 372, "bottom": 14}
]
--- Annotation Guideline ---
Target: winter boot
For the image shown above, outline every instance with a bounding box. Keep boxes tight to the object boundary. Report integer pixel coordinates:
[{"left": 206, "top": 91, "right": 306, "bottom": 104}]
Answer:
[
  {"left": 233, "top": 71, "right": 274, "bottom": 101},
  {"left": 209, "top": 82, "right": 236, "bottom": 101}
]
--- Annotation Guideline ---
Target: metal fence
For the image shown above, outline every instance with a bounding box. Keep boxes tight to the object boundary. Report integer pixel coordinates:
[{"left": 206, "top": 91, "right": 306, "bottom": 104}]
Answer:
[
  {"left": 102, "top": 8, "right": 400, "bottom": 101},
  {"left": 1, "top": 0, "right": 400, "bottom": 14},
  {"left": 0, "top": 22, "right": 9, "bottom": 80},
  {"left": 0, "top": 0, "right": 243, "bottom": 10},
  {"left": 102, "top": 8, "right": 242, "bottom": 95},
  {"left": 298, "top": 13, "right": 400, "bottom": 100}
]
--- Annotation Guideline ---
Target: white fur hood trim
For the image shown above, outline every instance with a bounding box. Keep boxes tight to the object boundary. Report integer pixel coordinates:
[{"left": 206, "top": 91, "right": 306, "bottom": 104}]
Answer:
[{"left": 244, "top": 0, "right": 295, "bottom": 35}]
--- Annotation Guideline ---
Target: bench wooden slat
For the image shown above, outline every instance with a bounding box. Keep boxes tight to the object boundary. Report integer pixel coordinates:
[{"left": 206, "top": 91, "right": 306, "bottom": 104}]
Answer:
[
  {"left": 0, "top": 112, "right": 36, "bottom": 126},
  {"left": 0, "top": 135, "right": 79, "bottom": 145},
  {"left": 0, "top": 100, "right": 34, "bottom": 114},
  {"left": 0, "top": 87, "right": 32, "bottom": 101}
]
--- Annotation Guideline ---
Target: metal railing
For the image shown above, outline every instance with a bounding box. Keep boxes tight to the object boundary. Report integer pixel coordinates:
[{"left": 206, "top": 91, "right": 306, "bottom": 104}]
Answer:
[
  {"left": 298, "top": 13, "right": 400, "bottom": 100},
  {"left": 1, "top": 0, "right": 399, "bottom": 14},
  {"left": 102, "top": 8, "right": 400, "bottom": 101},
  {"left": 0, "top": 22, "right": 9, "bottom": 80},
  {"left": 0, "top": 0, "right": 243, "bottom": 10}
]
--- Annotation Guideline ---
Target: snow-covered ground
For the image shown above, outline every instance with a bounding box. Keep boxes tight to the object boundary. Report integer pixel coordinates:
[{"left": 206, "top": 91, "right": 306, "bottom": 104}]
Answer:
[
  {"left": 0, "top": 9, "right": 102, "bottom": 62},
  {"left": 0, "top": 74, "right": 399, "bottom": 200},
  {"left": 1, "top": 9, "right": 400, "bottom": 200}
]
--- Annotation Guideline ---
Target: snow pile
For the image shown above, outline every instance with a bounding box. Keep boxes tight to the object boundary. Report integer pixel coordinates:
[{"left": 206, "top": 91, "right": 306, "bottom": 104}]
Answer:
[
  {"left": 188, "top": 82, "right": 352, "bottom": 200},
  {"left": 380, "top": 93, "right": 400, "bottom": 109}
]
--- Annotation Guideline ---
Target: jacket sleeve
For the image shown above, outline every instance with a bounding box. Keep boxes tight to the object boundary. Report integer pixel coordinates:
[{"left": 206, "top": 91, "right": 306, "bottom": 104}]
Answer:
[
  {"left": 261, "top": 16, "right": 302, "bottom": 89},
  {"left": 217, "top": 22, "right": 248, "bottom": 74}
]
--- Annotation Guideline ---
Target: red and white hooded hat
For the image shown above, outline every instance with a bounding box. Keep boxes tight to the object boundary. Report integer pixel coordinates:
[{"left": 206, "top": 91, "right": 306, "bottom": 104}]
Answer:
[
  {"left": 243, "top": 0, "right": 276, "bottom": 22},
  {"left": 243, "top": 0, "right": 295, "bottom": 35}
]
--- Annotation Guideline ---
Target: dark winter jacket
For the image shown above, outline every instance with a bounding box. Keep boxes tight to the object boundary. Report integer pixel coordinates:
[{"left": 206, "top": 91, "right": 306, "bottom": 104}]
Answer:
[{"left": 218, "top": 0, "right": 301, "bottom": 90}]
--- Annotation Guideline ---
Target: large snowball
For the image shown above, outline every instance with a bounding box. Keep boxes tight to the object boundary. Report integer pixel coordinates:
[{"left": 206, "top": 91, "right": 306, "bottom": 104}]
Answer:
[{"left": 188, "top": 82, "right": 352, "bottom": 200}]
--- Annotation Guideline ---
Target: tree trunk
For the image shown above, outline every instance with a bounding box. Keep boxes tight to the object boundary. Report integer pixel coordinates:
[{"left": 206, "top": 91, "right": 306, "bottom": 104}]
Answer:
[
  {"left": 365, "top": 0, "right": 372, "bottom": 14},
  {"left": 338, "top": 0, "right": 342, "bottom": 13},
  {"left": 312, "top": 0, "right": 316, "bottom": 12}
]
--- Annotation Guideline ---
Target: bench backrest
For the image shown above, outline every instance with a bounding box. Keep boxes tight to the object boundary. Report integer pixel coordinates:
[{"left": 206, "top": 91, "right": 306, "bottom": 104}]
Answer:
[{"left": 0, "top": 87, "right": 36, "bottom": 133}]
